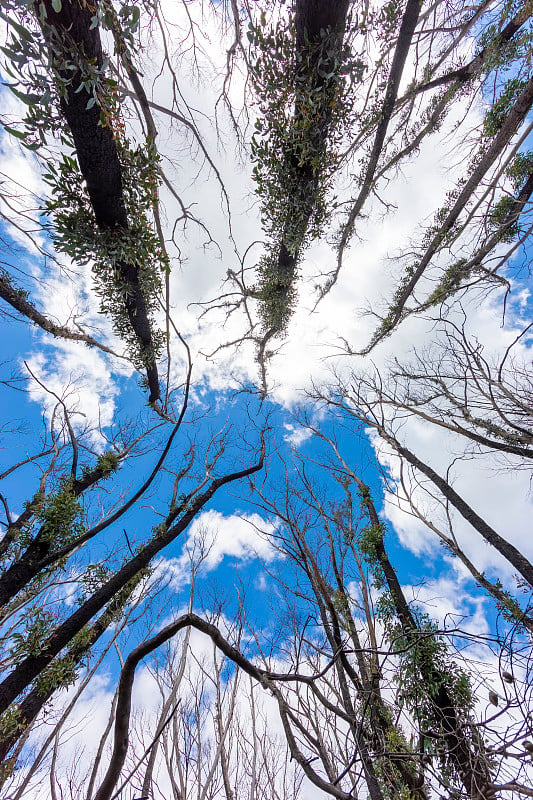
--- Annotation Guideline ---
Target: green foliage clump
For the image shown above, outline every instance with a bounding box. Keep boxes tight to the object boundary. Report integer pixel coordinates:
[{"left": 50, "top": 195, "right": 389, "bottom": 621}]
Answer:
[
  {"left": 0, "top": 269, "right": 31, "bottom": 301},
  {"left": 483, "top": 77, "right": 528, "bottom": 137},
  {"left": 249, "top": 15, "right": 364, "bottom": 332},
  {"left": 378, "top": 0, "right": 403, "bottom": 39},
  {"left": 10, "top": 607, "right": 56, "bottom": 662},
  {"left": 250, "top": 21, "right": 343, "bottom": 244},
  {"left": 489, "top": 194, "right": 519, "bottom": 242},
  {"left": 506, "top": 150, "right": 533, "bottom": 190},
  {"left": 373, "top": 725, "right": 416, "bottom": 800},
  {"left": 44, "top": 139, "right": 167, "bottom": 368},
  {"left": 256, "top": 252, "right": 299, "bottom": 332},
  {"left": 386, "top": 612, "right": 476, "bottom": 782},
  {"left": 357, "top": 675, "right": 418, "bottom": 799},
  {"left": 355, "top": 484, "right": 388, "bottom": 588},
  {"left": 479, "top": 10, "right": 533, "bottom": 76},
  {"left": 96, "top": 450, "right": 121, "bottom": 475},
  {"left": 491, "top": 577, "right": 532, "bottom": 631},
  {"left": 392, "top": 614, "right": 473, "bottom": 713},
  {"left": 81, "top": 450, "right": 121, "bottom": 483},
  {"left": 34, "top": 625, "right": 99, "bottom": 696},
  {"left": 1, "top": 0, "right": 142, "bottom": 149},
  {"left": 425, "top": 258, "right": 468, "bottom": 306},
  {"left": 358, "top": 521, "right": 387, "bottom": 590},
  {"left": 355, "top": 483, "right": 478, "bottom": 784},
  {"left": 2, "top": 0, "right": 166, "bottom": 369},
  {"left": 0, "top": 705, "right": 22, "bottom": 753},
  {"left": 34, "top": 481, "right": 85, "bottom": 549},
  {"left": 77, "top": 563, "right": 111, "bottom": 604},
  {"left": 34, "top": 652, "right": 79, "bottom": 695},
  {"left": 486, "top": 150, "right": 533, "bottom": 243}
]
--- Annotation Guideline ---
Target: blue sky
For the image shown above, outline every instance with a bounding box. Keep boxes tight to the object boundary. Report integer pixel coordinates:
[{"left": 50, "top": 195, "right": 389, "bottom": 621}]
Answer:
[
  {"left": 1, "top": 2, "right": 533, "bottom": 796},
  {"left": 0, "top": 238, "right": 467, "bottom": 686},
  {"left": 0, "top": 268, "right": 498, "bottom": 656}
]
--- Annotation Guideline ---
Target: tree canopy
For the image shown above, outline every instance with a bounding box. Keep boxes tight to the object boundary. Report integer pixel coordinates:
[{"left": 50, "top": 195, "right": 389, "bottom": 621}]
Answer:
[{"left": 0, "top": 1, "right": 532, "bottom": 798}]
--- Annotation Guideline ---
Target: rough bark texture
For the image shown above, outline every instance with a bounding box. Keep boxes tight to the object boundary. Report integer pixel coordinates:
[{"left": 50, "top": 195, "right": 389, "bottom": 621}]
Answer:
[
  {"left": 39, "top": 0, "right": 161, "bottom": 402},
  {"left": 294, "top": 0, "right": 350, "bottom": 51},
  {"left": 363, "top": 488, "right": 494, "bottom": 800},
  {"left": 264, "top": 0, "right": 350, "bottom": 329}
]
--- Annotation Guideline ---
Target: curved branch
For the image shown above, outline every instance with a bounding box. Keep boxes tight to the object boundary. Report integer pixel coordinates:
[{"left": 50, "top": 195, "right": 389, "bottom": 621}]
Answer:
[{"left": 94, "top": 612, "right": 352, "bottom": 800}]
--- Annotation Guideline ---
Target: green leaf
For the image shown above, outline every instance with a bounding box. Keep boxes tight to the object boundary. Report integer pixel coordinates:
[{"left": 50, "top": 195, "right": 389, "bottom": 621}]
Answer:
[
  {"left": 4, "top": 15, "right": 33, "bottom": 42},
  {"left": 51, "top": 0, "right": 62, "bottom": 11},
  {"left": 8, "top": 85, "right": 41, "bottom": 106},
  {"left": 131, "top": 5, "right": 140, "bottom": 25},
  {"left": 2, "top": 124, "right": 27, "bottom": 140}
]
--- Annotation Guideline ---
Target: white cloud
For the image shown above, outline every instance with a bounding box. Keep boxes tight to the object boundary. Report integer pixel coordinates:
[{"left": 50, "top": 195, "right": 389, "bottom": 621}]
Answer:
[
  {"left": 404, "top": 573, "right": 489, "bottom": 635},
  {"left": 187, "top": 510, "right": 278, "bottom": 568},
  {"left": 0, "top": 89, "right": 46, "bottom": 253},
  {"left": 24, "top": 343, "right": 119, "bottom": 441},
  {"left": 283, "top": 423, "right": 312, "bottom": 448},
  {"left": 155, "top": 510, "right": 279, "bottom": 589}
]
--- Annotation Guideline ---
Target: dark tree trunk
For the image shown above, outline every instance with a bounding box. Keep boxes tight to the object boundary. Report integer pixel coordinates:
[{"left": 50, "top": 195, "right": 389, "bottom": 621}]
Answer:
[
  {"left": 39, "top": 0, "right": 161, "bottom": 403},
  {"left": 264, "top": 0, "right": 350, "bottom": 328},
  {"left": 362, "top": 487, "right": 494, "bottom": 800}
]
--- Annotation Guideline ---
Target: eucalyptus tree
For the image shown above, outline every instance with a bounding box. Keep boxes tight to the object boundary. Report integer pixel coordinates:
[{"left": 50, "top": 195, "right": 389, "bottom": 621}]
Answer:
[
  {"left": 241, "top": 0, "right": 533, "bottom": 353},
  {"left": 0, "top": 0, "right": 267, "bottom": 773},
  {"left": 251, "top": 0, "right": 351, "bottom": 338},
  {"left": 82, "top": 428, "right": 533, "bottom": 800},
  {"left": 0, "top": 0, "right": 532, "bottom": 796},
  {"left": 248, "top": 441, "right": 496, "bottom": 800},
  {"left": 314, "top": 323, "right": 533, "bottom": 638},
  {"left": 4, "top": 557, "right": 302, "bottom": 800},
  {"left": 0, "top": 359, "right": 265, "bottom": 776}
]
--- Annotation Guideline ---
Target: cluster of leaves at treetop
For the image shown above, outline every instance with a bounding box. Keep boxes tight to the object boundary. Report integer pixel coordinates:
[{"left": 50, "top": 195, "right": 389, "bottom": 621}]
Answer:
[
  {"left": 34, "top": 480, "right": 85, "bottom": 549},
  {"left": 44, "top": 139, "right": 167, "bottom": 369},
  {"left": 478, "top": 3, "right": 533, "bottom": 75},
  {"left": 1, "top": 0, "right": 142, "bottom": 149},
  {"left": 249, "top": 15, "right": 364, "bottom": 332},
  {"left": 2, "top": 0, "right": 166, "bottom": 369}
]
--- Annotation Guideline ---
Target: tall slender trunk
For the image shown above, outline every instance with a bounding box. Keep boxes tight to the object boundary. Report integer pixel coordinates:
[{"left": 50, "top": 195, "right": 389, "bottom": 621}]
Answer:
[{"left": 38, "top": 0, "right": 161, "bottom": 402}]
